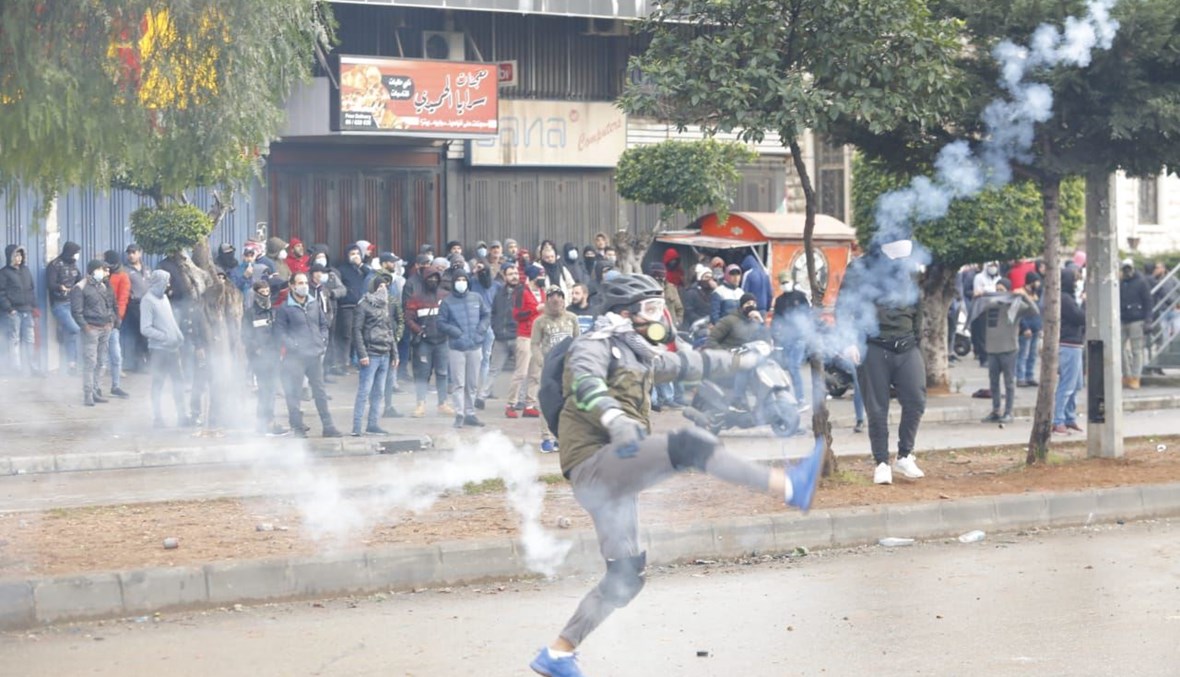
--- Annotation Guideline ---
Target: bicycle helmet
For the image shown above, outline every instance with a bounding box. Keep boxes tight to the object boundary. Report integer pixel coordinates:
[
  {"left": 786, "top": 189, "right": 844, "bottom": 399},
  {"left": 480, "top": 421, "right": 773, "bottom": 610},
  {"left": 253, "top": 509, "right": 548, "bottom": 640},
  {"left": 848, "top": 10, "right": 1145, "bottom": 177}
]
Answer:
[{"left": 599, "top": 273, "right": 664, "bottom": 312}]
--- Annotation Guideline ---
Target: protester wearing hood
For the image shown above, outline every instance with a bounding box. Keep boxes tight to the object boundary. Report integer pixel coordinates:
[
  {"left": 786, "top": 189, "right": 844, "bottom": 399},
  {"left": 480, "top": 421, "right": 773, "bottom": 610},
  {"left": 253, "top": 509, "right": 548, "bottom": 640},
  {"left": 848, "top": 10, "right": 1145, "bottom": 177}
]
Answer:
[
  {"left": 439, "top": 269, "right": 490, "bottom": 428},
  {"left": 371, "top": 254, "right": 407, "bottom": 418},
  {"left": 139, "top": 270, "right": 187, "bottom": 426},
  {"left": 772, "top": 270, "right": 814, "bottom": 411},
  {"left": 681, "top": 267, "right": 715, "bottom": 330},
  {"left": 710, "top": 264, "right": 745, "bottom": 324},
  {"left": 231, "top": 244, "right": 269, "bottom": 295},
  {"left": 1053, "top": 268, "right": 1087, "bottom": 434},
  {"left": 836, "top": 238, "right": 927, "bottom": 486},
  {"left": 241, "top": 280, "right": 286, "bottom": 436},
  {"left": 332, "top": 243, "right": 368, "bottom": 375},
  {"left": 709, "top": 256, "right": 726, "bottom": 281},
  {"left": 561, "top": 243, "right": 586, "bottom": 285},
  {"left": 351, "top": 273, "right": 399, "bottom": 435},
  {"left": 530, "top": 287, "right": 581, "bottom": 451},
  {"left": 277, "top": 272, "right": 342, "bottom": 438},
  {"left": 102, "top": 250, "right": 131, "bottom": 398},
  {"left": 70, "top": 259, "right": 117, "bottom": 406},
  {"left": 1017, "top": 271, "right": 1044, "bottom": 387},
  {"left": 739, "top": 253, "right": 771, "bottom": 312},
  {"left": 663, "top": 248, "right": 685, "bottom": 288},
  {"left": 441, "top": 253, "right": 468, "bottom": 292},
  {"left": 261, "top": 236, "right": 291, "bottom": 281},
  {"left": 1119, "top": 257, "right": 1153, "bottom": 389},
  {"left": 215, "top": 244, "right": 238, "bottom": 275},
  {"left": 580, "top": 246, "right": 599, "bottom": 290},
  {"left": 47, "top": 241, "right": 83, "bottom": 372},
  {"left": 1, "top": 245, "right": 36, "bottom": 372},
  {"left": 970, "top": 261, "right": 1004, "bottom": 365},
  {"left": 974, "top": 278, "right": 1039, "bottom": 424},
  {"left": 287, "top": 238, "right": 310, "bottom": 276},
  {"left": 480, "top": 263, "right": 521, "bottom": 410},
  {"left": 540, "top": 247, "right": 574, "bottom": 301},
  {"left": 648, "top": 263, "right": 683, "bottom": 328},
  {"left": 469, "top": 259, "right": 500, "bottom": 406},
  {"left": 405, "top": 268, "right": 454, "bottom": 419}
]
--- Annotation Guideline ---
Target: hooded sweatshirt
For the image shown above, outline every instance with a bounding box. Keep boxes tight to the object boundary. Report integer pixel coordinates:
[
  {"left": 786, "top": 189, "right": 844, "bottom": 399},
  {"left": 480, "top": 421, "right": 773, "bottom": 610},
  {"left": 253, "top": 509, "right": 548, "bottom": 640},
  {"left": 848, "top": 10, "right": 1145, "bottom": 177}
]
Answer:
[
  {"left": 0, "top": 245, "right": 36, "bottom": 313},
  {"left": 1060, "top": 269, "right": 1086, "bottom": 346},
  {"left": 46, "top": 241, "right": 81, "bottom": 303},
  {"left": 338, "top": 244, "right": 368, "bottom": 306},
  {"left": 139, "top": 270, "right": 184, "bottom": 351},
  {"left": 739, "top": 253, "right": 771, "bottom": 312},
  {"left": 663, "top": 248, "right": 685, "bottom": 288},
  {"left": 287, "top": 237, "right": 310, "bottom": 276}
]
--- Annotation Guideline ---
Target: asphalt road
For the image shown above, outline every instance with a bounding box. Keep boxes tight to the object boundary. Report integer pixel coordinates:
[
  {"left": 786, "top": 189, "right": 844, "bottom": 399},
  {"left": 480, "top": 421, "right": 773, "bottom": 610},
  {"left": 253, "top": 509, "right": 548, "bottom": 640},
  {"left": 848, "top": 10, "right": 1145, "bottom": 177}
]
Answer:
[{"left": 3, "top": 520, "right": 1178, "bottom": 676}]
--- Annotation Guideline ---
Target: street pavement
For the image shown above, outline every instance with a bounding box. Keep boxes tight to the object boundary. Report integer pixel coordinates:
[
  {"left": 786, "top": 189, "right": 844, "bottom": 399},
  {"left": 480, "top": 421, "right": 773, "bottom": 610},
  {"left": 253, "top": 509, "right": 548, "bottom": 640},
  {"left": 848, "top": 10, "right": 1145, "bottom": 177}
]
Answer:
[{"left": 3, "top": 519, "right": 1177, "bottom": 676}]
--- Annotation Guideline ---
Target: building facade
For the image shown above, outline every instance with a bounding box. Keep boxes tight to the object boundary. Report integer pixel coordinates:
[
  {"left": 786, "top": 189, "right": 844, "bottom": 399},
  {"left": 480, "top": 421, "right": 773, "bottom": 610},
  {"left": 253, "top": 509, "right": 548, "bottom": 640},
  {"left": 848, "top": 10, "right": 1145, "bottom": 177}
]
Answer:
[{"left": 1112, "top": 171, "right": 1180, "bottom": 256}]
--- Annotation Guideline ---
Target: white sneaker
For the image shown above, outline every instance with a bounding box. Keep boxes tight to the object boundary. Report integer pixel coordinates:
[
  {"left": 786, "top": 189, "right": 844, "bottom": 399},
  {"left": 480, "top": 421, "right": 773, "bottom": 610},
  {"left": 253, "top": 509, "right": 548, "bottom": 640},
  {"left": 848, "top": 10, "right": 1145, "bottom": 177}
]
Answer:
[
  {"left": 873, "top": 462, "right": 893, "bottom": 485},
  {"left": 895, "top": 455, "right": 925, "bottom": 479}
]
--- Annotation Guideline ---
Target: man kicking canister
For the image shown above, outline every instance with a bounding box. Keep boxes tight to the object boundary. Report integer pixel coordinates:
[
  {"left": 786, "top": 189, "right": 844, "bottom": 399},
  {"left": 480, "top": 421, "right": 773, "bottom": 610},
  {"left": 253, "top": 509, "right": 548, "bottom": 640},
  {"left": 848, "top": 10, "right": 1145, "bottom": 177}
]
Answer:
[{"left": 530, "top": 273, "right": 824, "bottom": 677}]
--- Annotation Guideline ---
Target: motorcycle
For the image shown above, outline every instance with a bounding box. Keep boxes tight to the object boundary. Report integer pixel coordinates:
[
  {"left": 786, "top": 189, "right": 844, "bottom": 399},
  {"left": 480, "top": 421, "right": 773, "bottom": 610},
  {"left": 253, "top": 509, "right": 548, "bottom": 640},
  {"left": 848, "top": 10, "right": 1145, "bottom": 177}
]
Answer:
[
  {"left": 683, "top": 341, "right": 802, "bottom": 437},
  {"left": 952, "top": 301, "right": 972, "bottom": 357},
  {"left": 824, "top": 360, "right": 855, "bottom": 398}
]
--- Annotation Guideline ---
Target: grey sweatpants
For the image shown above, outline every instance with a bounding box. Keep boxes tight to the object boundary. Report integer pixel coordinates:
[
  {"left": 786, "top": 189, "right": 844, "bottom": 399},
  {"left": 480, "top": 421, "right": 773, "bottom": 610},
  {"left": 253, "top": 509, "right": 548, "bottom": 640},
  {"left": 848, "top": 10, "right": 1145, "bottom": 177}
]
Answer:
[
  {"left": 987, "top": 350, "right": 1018, "bottom": 415},
  {"left": 448, "top": 348, "right": 480, "bottom": 417},
  {"left": 1122, "top": 320, "right": 1145, "bottom": 378},
  {"left": 81, "top": 325, "right": 110, "bottom": 402},
  {"left": 559, "top": 432, "right": 770, "bottom": 647},
  {"left": 857, "top": 343, "right": 926, "bottom": 465}
]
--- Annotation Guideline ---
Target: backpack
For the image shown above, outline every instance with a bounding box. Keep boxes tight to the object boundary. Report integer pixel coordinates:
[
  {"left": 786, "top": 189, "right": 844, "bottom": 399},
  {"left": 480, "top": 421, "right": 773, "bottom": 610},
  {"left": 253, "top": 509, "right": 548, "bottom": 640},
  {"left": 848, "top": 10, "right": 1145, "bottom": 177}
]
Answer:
[{"left": 539, "top": 335, "right": 575, "bottom": 437}]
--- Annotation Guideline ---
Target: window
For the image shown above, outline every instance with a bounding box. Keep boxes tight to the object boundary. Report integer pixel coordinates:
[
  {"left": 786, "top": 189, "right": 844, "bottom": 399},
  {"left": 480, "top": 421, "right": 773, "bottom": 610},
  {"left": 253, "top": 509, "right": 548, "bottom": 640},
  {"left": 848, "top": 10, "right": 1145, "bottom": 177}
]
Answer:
[
  {"left": 816, "top": 136, "right": 846, "bottom": 222},
  {"left": 1139, "top": 176, "right": 1159, "bottom": 225}
]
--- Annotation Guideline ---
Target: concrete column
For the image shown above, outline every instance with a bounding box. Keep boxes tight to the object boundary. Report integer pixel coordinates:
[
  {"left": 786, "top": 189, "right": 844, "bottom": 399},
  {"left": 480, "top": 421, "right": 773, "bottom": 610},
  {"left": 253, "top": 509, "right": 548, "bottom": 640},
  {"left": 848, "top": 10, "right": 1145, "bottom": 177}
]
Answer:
[{"left": 1084, "top": 171, "right": 1123, "bottom": 459}]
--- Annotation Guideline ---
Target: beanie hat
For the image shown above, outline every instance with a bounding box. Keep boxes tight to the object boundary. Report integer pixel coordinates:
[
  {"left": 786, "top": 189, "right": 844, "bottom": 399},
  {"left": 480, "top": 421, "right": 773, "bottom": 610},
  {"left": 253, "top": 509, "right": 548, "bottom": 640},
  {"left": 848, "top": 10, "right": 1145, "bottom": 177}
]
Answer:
[
  {"left": 103, "top": 250, "right": 121, "bottom": 268},
  {"left": 87, "top": 259, "right": 106, "bottom": 274},
  {"left": 526, "top": 263, "right": 545, "bottom": 280},
  {"left": 739, "top": 293, "right": 756, "bottom": 307}
]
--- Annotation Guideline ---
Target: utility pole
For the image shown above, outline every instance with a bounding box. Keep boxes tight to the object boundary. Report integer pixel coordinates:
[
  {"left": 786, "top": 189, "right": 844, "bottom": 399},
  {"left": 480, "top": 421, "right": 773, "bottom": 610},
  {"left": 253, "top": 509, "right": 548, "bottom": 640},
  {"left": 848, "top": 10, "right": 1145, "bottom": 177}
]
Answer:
[{"left": 1084, "top": 171, "right": 1123, "bottom": 458}]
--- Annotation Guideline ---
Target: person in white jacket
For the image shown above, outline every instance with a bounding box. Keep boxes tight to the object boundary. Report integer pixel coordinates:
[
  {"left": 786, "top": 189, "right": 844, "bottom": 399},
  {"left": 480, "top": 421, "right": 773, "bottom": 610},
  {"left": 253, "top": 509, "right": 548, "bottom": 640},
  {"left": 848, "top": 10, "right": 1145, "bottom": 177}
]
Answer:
[{"left": 139, "top": 270, "right": 188, "bottom": 428}]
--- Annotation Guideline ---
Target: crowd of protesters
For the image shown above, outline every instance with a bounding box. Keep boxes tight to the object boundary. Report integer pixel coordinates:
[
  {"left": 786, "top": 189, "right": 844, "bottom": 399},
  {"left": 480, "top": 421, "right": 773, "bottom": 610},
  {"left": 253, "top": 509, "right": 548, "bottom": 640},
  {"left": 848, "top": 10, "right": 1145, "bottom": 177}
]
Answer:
[{"left": 2, "top": 230, "right": 1177, "bottom": 451}]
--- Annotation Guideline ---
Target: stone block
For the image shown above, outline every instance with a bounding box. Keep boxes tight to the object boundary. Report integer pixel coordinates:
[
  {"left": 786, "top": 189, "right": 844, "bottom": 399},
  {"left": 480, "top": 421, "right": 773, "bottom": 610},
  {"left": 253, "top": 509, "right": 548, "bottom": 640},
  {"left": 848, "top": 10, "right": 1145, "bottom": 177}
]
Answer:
[
  {"left": 885, "top": 502, "right": 946, "bottom": 539},
  {"left": 1046, "top": 490, "right": 1100, "bottom": 526},
  {"left": 646, "top": 524, "right": 717, "bottom": 565},
  {"left": 9, "top": 455, "right": 55, "bottom": 475},
  {"left": 139, "top": 448, "right": 190, "bottom": 468},
  {"left": 119, "top": 567, "right": 207, "bottom": 613},
  {"left": 771, "top": 511, "right": 834, "bottom": 551},
  {"left": 713, "top": 515, "right": 776, "bottom": 557},
  {"left": 1093, "top": 486, "right": 1144, "bottom": 521},
  {"left": 0, "top": 581, "right": 34, "bottom": 629},
  {"left": 938, "top": 497, "right": 998, "bottom": 533},
  {"left": 830, "top": 508, "right": 888, "bottom": 546},
  {"left": 54, "top": 453, "right": 104, "bottom": 473},
  {"left": 994, "top": 493, "right": 1050, "bottom": 530},
  {"left": 97, "top": 451, "right": 143, "bottom": 471},
  {"left": 204, "top": 560, "right": 294, "bottom": 604},
  {"left": 289, "top": 553, "right": 370, "bottom": 596},
  {"left": 553, "top": 532, "right": 604, "bottom": 576},
  {"left": 436, "top": 539, "right": 519, "bottom": 584},
  {"left": 1138, "top": 483, "right": 1180, "bottom": 518},
  {"left": 33, "top": 574, "right": 123, "bottom": 623},
  {"left": 367, "top": 546, "right": 441, "bottom": 590}
]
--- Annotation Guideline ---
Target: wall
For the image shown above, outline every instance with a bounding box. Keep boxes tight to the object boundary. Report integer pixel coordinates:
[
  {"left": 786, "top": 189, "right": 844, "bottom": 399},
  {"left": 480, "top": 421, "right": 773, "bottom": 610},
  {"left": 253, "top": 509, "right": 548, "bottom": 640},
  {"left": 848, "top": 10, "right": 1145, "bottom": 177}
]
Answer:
[{"left": 1114, "top": 171, "right": 1180, "bottom": 256}]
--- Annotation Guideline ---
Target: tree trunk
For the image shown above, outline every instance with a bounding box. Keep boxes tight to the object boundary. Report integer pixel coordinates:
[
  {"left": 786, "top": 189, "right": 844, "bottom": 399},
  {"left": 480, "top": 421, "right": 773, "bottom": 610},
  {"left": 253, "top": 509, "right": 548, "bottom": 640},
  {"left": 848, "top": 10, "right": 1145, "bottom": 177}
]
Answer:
[
  {"left": 1028, "top": 175, "right": 1062, "bottom": 464},
  {"left": 919, "top": 265, "right": 958, "bottom": 394},
  {"left": 788, "top": 139, "right": 836, "bottom": 476}
]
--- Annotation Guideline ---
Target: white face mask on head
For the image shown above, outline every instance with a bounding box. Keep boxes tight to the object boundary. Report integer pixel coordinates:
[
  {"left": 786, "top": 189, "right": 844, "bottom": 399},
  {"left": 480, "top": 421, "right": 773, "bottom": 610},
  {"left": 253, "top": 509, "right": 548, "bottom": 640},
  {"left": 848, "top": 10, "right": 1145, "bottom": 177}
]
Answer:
[
  {"left": 567, "top": 250, "right": 578, "bottom": 261},
  {"left": 454, "top": 280, "right": 469, "bottom": 294},
  {"left": 314, "top": 256, "right": 327, "bottom": 267},
  {"left": 278, "top": 250, "right": 288, "bottom": 260},
  {"left": 92, "top": 270, "right": 105, "bottom": 283}
]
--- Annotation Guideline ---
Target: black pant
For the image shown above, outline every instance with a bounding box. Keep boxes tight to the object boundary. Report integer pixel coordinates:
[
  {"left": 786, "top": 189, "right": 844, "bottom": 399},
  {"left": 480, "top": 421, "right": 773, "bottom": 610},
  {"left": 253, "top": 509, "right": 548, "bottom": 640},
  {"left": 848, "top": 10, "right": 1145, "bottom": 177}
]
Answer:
[
  {"left": 252, "top": 356, "right": 280, "bottom": 428},
  {"left": 334, "top": 305, "right": 356, "bottom": 369},
  {"left": 282, "top": 353, "right": 335, "bottom": 431},
  {"left": 122, "top": 299, "right": 149, "bottom": 370},
  {"left": 987, "top": 350, "right": 1017, "bottom": 415},
  {"left": 412, "top": 339, "right": 449, "bottom": 405},
  {"left": 857, "top": 343, "right": 926, "bottom": 465}
]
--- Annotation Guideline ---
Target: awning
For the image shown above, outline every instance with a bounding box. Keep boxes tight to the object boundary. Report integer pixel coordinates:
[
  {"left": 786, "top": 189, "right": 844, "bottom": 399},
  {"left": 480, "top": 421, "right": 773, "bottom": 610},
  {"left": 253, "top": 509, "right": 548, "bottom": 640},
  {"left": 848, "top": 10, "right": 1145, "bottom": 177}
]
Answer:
[{"left": 655, "top": 233, "right": 765, "bottom": 250}]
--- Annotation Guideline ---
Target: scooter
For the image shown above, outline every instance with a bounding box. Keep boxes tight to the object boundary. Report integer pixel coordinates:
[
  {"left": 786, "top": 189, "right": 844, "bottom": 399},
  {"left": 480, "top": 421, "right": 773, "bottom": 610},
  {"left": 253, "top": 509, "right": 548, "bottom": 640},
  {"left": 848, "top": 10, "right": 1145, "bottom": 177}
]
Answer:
[
  {"left": 952, "top": 302, "right": 972, "bottom": 357},
  {"left": 682, "top": 341, "right": 802, "bottom": 437}
]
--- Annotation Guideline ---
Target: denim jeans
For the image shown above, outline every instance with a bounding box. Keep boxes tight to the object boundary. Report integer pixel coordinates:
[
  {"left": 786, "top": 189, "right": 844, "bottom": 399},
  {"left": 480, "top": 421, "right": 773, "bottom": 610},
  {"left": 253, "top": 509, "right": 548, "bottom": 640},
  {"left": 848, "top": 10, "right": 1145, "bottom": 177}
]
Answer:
[
  {"left": 4, "top": 310, "right": 35, "bottom": 371},
  {"left": 1053, "top": 344, "right": 1084, "bottom": 426},
  {"left": 107, "top": 326, "right": 123, "bottom": 388},
  {"left": 353, "top": 353, "right": 389, "bottom": 433},
  {"left": 51, "top": 301, "right": 79, "bottom": 366},
  {"left": 1017, "top": 329, "right": 1039, "bottom": 382}
]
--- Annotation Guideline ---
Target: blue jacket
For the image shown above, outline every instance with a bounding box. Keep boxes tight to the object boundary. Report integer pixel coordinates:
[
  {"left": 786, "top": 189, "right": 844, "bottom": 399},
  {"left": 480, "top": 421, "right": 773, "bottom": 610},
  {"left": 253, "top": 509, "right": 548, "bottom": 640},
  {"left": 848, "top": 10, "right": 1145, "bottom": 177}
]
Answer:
[
  {"left": 438, "top": 288, "right": 490, "bottom": 351},
  {"left": 740, "top": 254, "right": 772, "bottom": 312},
  {"left": 276, "top": 293, "right": 330, "bottom": 360}
]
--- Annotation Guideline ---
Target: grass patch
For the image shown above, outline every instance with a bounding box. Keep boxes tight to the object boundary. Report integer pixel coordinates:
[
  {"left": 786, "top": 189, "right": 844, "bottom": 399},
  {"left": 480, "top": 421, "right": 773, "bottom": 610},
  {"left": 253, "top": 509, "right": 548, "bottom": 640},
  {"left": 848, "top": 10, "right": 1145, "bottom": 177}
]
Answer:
[
  {"left": 539, "top": 473, "right": 567, "bottom": 485},
  {"left": 462, "top": 478, "right": 506, "bottom": 495},
  {"left": 46, "top": 508, "right": 69, "bottom": 519},
  {"left": 826, "top": 468, "right": 871, "bottom": 487}
]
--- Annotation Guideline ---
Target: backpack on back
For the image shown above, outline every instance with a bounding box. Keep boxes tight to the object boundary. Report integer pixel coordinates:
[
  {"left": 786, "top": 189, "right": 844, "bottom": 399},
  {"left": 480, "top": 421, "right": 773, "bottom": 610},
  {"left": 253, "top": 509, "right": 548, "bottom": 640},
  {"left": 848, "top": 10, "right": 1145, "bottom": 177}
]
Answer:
[{"left": 539, "top": 335, "right": 575, "bottom": 437}]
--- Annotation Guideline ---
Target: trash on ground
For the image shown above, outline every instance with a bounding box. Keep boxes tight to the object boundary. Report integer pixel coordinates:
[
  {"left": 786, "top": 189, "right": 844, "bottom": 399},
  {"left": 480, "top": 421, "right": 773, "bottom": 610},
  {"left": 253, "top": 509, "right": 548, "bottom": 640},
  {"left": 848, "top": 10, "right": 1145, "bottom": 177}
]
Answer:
[
  {"left": 878, "top": 537, "right": 915, "bottom": 547},
  {"left": 958, "top": 530, "right": 986, "bottom": 543}
]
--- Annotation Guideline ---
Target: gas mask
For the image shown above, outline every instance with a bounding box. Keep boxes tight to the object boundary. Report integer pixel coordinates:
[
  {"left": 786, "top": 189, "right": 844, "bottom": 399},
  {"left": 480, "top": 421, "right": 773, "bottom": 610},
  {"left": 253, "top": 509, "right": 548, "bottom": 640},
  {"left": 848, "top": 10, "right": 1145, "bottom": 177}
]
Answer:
[{"left": 633, "top": 298, "right": 671, "bottom": 345}]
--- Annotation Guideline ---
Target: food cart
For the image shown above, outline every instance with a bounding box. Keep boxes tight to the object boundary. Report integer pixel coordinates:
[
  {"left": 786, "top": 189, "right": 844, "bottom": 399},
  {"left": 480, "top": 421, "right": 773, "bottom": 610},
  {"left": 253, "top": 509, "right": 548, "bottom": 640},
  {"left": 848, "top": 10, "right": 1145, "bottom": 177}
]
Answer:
[{"left": 651, "top": 211, "right": 858, "bottom": 307}]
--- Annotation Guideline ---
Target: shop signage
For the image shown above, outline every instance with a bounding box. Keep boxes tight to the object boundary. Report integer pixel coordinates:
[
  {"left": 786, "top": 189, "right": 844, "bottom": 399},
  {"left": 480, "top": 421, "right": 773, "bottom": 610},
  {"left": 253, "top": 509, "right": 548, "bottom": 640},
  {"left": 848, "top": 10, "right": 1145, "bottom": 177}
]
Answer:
[
  {"left": 468, "top": 100, "right": 627, "bottom": 167},
  {"left": 331, "top": 55, "right": 498, "bottom": 138}
]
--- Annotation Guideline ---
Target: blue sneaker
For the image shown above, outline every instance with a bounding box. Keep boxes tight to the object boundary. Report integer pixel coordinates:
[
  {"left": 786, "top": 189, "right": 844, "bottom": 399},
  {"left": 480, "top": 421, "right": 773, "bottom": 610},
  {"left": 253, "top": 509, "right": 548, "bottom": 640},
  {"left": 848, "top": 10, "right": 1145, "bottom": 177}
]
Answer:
[
  {"left": 786, "top": 436, "right": 825, "bottom": 513},
  {"left": 540, "top": 439, "right": 558, "bottom": 453},
  {"left": 530, "top": 647, "right": 585, "bottom": 676}
]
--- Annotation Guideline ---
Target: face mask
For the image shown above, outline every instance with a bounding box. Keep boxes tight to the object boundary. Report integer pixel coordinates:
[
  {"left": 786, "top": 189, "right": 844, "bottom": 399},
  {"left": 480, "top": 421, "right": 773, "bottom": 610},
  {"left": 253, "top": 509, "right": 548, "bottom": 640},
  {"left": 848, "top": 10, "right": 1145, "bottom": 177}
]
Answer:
[
  {"left": 425, "top": 278, "right": 440, "bottom": 291},
  {"left": 477, "top": 247, "right": 487, "bottom": 259},
  {"left": 637, "top": 319, "right": 670, "bottom": 345},
  {"left": 742, "top": 305, "right": 757, "bottom": 317},
  {"left": 293, "top": 284, "right": 310, "bottom": 297},
  {"left": 278, "top": 250, "right": 288, "bottom": 260},
  {"left": 256, "top": 294, "right": 272, "bottom": 308},
  {"left": 567, "top": 250, "right": 578, "bottom": 262},
  {"left": 314, "top": 256, "right": 327, "bottom": 267},
  {"left": 986, "top": 265, "right": 999, "bottom": 276},
  {"left": 315, "top": 273, "right": 327, "bottom": 285},
  {"left": 92, "top": 270, "right": 106, "bottom": 283},
  {"left": 454, "top": 280, "right": 469, "bottom": 294}
]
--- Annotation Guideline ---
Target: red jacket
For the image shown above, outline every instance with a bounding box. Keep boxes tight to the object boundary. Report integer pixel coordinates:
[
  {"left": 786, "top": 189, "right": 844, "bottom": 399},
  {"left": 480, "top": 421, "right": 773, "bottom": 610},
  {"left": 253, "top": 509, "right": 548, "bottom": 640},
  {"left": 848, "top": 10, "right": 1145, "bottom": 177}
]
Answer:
[
  {"left": 109, "top": 270, "right": 131, "bottom": 320},
  {"left": 512, "top": 284, "right": 545, "bottom": 338},
  {"left": 287, "top": 237, "right": 310, "bottom": 276}
]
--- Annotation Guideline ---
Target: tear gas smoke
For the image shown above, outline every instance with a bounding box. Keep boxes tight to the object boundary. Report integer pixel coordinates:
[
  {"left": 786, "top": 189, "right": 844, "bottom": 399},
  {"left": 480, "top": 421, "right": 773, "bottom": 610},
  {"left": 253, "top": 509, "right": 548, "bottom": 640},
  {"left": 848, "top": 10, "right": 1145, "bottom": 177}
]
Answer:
[
  {"left": 826, "top": 1, "right": 1119, "bottom": 354},
  {"left": 274, "top": 431, "right": 573, "bottom": 577}
]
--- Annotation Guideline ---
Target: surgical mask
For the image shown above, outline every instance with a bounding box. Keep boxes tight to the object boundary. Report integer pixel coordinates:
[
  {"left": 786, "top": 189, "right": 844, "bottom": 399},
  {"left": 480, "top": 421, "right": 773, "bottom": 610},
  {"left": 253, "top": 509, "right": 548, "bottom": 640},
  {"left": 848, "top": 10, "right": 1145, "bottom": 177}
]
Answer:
[
  {"left": 476, "top": 247, "right": 487, "bottom": 259},
  {"left": 567, "top": 250, "right": 578, "bottom": 262},
  {"left": 370, "top": 259, "right": 381, "bottom": 271},
  {"left": 986, "top": 265, "right": 999, "bottom": 276},
  {"left": 315, "top": 272, "right": 327, "bottom": 285},
  {"left": 92, "top": 270, "right": 105, "bottom": 283},
  {"left": 314, "top": 256, "right": 327, "bottom": 267},
  {"left": 454, "top": 280, "right": 469, "bottom": 294},
  {"left": 293, "top": 283, "right": 309, "bottom": 297},
  {"left": 278, "top": 250, "right": 288, "bottom": 260}
]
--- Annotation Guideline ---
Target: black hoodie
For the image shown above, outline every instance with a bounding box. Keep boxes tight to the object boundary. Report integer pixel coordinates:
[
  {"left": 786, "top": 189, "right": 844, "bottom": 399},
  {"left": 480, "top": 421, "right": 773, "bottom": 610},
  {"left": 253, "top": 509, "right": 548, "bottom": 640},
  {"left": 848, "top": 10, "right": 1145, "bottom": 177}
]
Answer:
[
  {"left": 0, "top": 245, "right": 36, "bottom": 313},
  {"left": 46, "top": 241, "right": 81, "bottom": 303},
  {"left": 1060, "top": 268, "right": 1086, "bottom": 346}
]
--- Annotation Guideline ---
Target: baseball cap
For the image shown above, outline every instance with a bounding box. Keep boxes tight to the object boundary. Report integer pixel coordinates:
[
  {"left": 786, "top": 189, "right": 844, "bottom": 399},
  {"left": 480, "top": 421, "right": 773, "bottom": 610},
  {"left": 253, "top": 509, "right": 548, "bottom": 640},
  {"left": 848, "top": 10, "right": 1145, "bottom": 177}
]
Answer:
[{"left": 725, "top": 264, "right": 742, "bottom": 275}]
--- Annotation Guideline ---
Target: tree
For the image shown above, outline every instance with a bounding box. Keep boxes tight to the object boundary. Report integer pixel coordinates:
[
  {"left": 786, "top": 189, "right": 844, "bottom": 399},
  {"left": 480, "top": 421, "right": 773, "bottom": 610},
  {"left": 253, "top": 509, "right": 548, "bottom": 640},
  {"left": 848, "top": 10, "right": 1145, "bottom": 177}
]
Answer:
[
  {"left": 614, "top": 139, "right": 758, "bottom": 272},
  {"left": 853, "top": 0, "right": 1180, "bottom": 463},
  {"left": 620, "top": 0, "right": 966, "bottom": 474},
  {"left": 852, "top": 155, "right": 1083, "bottom": 391}
]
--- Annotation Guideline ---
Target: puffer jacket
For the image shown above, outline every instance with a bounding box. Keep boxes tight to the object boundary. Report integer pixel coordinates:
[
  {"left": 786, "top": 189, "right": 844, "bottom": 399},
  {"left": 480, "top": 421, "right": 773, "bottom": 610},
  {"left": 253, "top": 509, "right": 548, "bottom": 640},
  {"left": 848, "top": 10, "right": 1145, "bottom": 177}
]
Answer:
[
  {"left": 490, "top": 282, "right": 520, "bottom": 341},
  {"left": 242, "top": 296, "right": 278, "bottom": 364},
  {"left": 707, "top": 309, "right": 770, "bottom": 350},
  {"left": 438, "top": 288, "right": 490, "bottom": 352},
  {"left": 0, "top": 245, "right": 36, "bottom": 312},
  {"left": 46, "top": 242, "right": 81, "bottom": 303},
  {"left": 69, "top": 278, "right": 116, "bottom": 329},
  {"left": 405, "top": 284, "right": 447, "bottom": 344},
  {"left": 276, "top": 293, "right": 329, "bottom": 360},
  {"left": 352, "top": 293, "right": 397, "bottom": 359}
]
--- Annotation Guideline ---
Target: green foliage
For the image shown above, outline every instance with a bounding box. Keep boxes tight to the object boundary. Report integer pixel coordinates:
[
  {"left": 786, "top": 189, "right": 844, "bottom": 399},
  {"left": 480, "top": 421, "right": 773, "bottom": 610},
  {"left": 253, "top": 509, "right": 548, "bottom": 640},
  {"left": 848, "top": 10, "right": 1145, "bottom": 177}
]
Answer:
[
  {"left": 129, "top": 204, "right": 215, "bottom": 255},
  {"left": 0, "top": 0, "right": 334, "bottom": 204},
  {"left": 852, "top": 155, "right": 1083, "bottom": 265},
  {"left": 616, "top": 140, "right": 758, "bottom": 223},
  {"left": 620, "top": 0, "right": 967, "bottom": 149}
]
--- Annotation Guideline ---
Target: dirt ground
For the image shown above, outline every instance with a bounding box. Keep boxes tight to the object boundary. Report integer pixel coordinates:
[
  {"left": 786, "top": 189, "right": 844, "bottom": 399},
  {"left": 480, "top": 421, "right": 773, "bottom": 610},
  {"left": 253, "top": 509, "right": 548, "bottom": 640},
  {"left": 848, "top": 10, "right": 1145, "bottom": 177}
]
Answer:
[{"left": 1, "top": 436, "right": 1177, "bottom": 579}]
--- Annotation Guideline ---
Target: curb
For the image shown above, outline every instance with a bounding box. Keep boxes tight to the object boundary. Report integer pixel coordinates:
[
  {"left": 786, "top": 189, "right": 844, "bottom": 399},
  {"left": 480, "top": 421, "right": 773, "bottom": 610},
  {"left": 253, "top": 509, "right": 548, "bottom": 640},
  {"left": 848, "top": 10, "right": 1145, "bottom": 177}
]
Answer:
[
  {"left": 828, "top": 393, "right": 1180, "bottom": 427},
  {"left": 4, "top": 481, "right": 1179, "bottom": 630}
]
